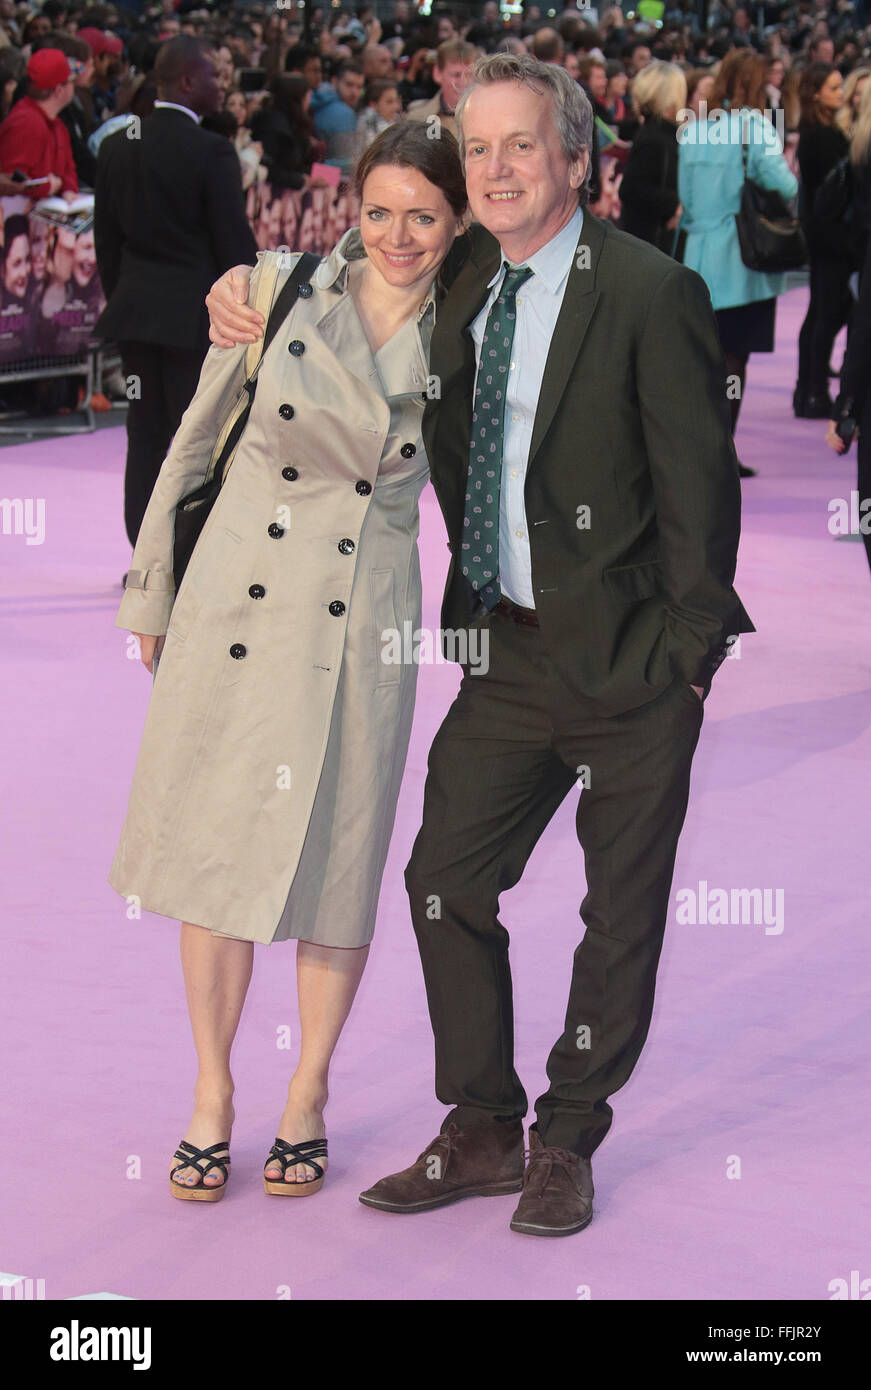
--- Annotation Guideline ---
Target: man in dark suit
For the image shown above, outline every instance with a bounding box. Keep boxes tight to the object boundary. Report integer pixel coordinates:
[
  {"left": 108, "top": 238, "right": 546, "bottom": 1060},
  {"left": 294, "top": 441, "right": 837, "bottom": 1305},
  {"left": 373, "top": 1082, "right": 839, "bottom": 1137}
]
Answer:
[
  {"left": 94, "top": 35, "right": 257, "bottom": 548},
  {"left": 355, "top": 53, "right": 755, "bottom": 1235},
  {"left": 202, "top": 53, "right": 754, "bottom": 1238}
]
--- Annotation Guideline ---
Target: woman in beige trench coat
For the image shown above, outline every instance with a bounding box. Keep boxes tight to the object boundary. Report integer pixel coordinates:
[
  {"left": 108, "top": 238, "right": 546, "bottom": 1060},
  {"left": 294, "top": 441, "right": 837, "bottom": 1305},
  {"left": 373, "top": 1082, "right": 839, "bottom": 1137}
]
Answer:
[{"left": 110, "top": 124, "right": 468, "bottom": 1200}]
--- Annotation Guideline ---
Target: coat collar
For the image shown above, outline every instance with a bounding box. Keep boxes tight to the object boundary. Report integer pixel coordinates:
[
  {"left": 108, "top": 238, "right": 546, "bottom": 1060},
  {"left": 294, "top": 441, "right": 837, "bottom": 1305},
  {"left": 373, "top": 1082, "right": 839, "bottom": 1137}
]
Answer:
[
  {"left": 314, "top": 226, "right": 438, "bottom": 327},
  {"left": 427, "top": 210, "right": 607, "bottom": 468},
  {"left": 312, "top": 227, "right": 434, "bottom": 400}
]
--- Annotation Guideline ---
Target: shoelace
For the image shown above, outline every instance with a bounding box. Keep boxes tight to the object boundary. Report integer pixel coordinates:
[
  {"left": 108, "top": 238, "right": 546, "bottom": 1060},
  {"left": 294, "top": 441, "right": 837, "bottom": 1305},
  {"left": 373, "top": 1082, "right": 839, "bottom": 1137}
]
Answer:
[
  {"left": 416, "top": 1121, "right": 462, "bottom": 1179},
  {"left": 523, "top": 1144, "right": 579, "bottom": 1193}
]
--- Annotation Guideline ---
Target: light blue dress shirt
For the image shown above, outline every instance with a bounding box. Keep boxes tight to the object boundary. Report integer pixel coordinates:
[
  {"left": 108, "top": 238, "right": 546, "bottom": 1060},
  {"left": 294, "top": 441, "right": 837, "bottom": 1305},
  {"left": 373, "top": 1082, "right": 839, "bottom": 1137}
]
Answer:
[{"left": 469, "top": 204, "right": 584, "bottom": 609}]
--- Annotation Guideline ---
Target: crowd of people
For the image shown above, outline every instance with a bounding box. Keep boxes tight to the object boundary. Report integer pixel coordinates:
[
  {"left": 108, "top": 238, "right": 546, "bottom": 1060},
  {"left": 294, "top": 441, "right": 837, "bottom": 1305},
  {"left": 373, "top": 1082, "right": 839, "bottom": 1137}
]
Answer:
[{"left": 0, "top": 2, "right": 869, "bottom": 494}]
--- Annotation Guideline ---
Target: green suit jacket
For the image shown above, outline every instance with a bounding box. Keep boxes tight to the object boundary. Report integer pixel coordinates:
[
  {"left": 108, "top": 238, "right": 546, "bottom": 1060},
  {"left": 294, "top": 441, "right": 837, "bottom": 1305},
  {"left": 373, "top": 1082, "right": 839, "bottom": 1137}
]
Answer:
[{"left": 424, "top": 212, "right": 755, "bottom": 715}]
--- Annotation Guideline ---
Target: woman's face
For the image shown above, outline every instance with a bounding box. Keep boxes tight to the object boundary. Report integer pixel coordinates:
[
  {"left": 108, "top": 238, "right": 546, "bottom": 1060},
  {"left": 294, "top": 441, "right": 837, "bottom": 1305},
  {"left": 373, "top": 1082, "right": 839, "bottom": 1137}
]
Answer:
[
  {"left": 225, "top": 90, "right": 247, "bottom": 124},
  {"left": 818, "top": 69, "right": 844, "bottom": 112},
  {"left": 4, "top": 233, "right": 30, "bottom": 298},
  {"left": 359, "top": 163, "right": 463, "bottom": 296},
  {"left": 374, "top": 87, "right": 401, "bottom": 122},
  {"left": 768, "top": 59, "right": 784, "bottom": 88},
  {"left": 852, "top": 74, "right": 869, "bottom": 114},
  {"left": 691, "top": 74, "right": 714, "bottom": 114},
  {"left": 608, "top": 71, "right": 628, "bottom": 99},
  {"left": 73, "top": 230, "right": 96, "bottom": 287}
]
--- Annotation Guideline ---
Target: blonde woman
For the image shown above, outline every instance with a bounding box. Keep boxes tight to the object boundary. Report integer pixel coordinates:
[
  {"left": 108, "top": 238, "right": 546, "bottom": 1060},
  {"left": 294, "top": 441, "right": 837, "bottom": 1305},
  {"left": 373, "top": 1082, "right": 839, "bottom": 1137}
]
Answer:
[
  {"left": 836, "top": 67, "right": 871, "bottom": 139},
  {"left": 618, "top": 60, "right": 687, "bottom": 253},
  {"left": 849, "top": 78, "right": 871, "bottom": 273}
]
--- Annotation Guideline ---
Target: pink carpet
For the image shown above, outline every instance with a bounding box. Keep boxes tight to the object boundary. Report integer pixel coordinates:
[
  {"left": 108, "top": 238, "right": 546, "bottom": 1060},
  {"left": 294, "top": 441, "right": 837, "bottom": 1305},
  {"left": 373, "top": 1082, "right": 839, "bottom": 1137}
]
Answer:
[{"left": 1, "top": 286, "right": 868, "bottom": 1300}]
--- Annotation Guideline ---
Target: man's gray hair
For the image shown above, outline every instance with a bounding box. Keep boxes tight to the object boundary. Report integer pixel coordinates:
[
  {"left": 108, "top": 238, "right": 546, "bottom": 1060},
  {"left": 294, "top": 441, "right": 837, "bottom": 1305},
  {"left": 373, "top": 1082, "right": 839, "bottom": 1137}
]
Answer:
[{"left": 454, "top": 52, "right": 594, "bottom": 204}]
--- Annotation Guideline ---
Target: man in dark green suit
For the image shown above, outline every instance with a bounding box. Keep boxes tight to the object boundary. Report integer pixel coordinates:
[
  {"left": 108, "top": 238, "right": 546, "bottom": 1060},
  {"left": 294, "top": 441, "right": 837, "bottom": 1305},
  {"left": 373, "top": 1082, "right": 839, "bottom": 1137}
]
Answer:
[{"left": 357, "top": 53, "right": 755, "bottom": 1235}]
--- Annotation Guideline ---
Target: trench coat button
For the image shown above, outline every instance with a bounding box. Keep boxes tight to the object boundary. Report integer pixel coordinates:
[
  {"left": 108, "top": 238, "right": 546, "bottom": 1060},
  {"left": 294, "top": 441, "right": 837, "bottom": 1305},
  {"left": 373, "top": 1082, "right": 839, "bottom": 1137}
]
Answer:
[
  {"left": 248, "top": 584, "right": 266, "bottom": 599},
  {"left": 328, "top": 600, "right": 346, "bottom": 617},
  {"left": 282, "top": 466, "right": 298, "bottom": 481},
  {"left": 278, "top": 403, "right": 295, "bottom": 420},
  {"left": 229, "top": 643, "right": 247, "bottom": 659},
  {"left": 288, "top": 340, "right": 305, "bottom": 356},
  {"left": 338, "top": 538, "right": 355, "bottom": 555},
  {"left": 355, "top": 480, "right": 372, "bottom": 495},
  {"left": 298, "top": 283, "right": 313, "bottom": 298},
  {"left": 400, "top": 443, "right": 416, "bottom": 458},
  {"left": 268, "top": 523, "right": 284, "bottom": 538}
]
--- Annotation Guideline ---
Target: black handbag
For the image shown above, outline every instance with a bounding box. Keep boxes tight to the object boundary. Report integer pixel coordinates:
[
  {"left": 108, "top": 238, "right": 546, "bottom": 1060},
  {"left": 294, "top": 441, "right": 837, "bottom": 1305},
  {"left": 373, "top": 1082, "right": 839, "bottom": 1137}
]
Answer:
[
  {"left": 172, "top": 251, "right": 320, "bottom": 589},
  {"left": 735, "top": 117, "right": 807, "bottom": 273}
]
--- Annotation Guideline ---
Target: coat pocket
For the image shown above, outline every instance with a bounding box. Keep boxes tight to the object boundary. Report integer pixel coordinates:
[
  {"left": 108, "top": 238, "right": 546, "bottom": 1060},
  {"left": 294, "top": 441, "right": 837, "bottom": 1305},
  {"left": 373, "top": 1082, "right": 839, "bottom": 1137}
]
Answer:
[
  {"left": 603, "top": 559, "right": 662, "bottom": 603},
  {"left": 371, "top": 567, "right": 401, "bottom": 687}
]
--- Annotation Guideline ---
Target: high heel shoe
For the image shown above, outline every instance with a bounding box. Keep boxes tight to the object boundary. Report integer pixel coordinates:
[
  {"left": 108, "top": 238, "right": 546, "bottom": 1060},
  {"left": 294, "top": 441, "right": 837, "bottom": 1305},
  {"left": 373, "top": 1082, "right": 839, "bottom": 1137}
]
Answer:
[
  {"left": 169, "top": 1139, "right": 231, "bottom": 1202},
  {"left": 263, "top": 1136, "right": 328, "bottom": 1196}
]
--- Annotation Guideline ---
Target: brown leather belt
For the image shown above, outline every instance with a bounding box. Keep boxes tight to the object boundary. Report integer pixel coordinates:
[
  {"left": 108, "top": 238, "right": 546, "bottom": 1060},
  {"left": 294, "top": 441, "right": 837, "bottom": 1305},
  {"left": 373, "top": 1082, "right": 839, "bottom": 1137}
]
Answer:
[{"left": 493, "top": 596, "right": 540, "bottom": 627}]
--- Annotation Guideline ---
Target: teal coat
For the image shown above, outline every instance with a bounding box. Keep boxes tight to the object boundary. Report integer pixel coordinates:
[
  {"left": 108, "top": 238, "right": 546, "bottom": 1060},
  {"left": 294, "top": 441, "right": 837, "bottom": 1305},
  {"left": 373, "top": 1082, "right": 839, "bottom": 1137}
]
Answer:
[{"left": 677, "top": 108, "right": 799, "bottom": 310}]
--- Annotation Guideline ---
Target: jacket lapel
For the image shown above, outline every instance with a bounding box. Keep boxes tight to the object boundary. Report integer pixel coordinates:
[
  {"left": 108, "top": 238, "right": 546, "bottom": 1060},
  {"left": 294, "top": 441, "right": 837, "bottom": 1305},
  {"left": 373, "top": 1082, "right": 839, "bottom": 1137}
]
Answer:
[{"left": 527, "top": 212, "right": 605, "bottom": 467}]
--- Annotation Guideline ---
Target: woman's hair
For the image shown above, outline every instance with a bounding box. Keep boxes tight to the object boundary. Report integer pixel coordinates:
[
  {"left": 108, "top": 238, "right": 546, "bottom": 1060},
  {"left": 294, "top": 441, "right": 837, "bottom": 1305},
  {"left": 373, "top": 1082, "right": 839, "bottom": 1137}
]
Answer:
[
  {"left": 454, "top": 52, "right": 594, "bottom": 204},
  {"left": 367, "top": 78, "right": 398, "bottom": 106},
  {"left": 265, "top": 73, "right": 313, "bottom": 136},
  {"left": 630, "top": 59, "right": 687, "bottom": 120},
  {"left": 354, "top": 119, "right": 468, "bottom": 217},
  {"left": 850, "top": 75, "right": 871, "bottom": 167},
  {"left": 837, "top": 66, "right": 871, "bottom": 138},
  {"left": 2, "top": 214, "right": 30, "bottom": 266},
  {"left": 798, "top": 62, "right": 837, "bottom": 126},
  {"left": 709, "top": 47, "right": 768, "bottom": 114}
]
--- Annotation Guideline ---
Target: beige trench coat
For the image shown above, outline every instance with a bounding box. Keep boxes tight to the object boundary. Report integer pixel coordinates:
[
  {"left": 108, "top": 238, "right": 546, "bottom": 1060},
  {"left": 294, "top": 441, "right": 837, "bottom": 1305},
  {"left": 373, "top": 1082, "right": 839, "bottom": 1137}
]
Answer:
[{"left": 109, "top": 229, "right": 433, "bottom": 946}]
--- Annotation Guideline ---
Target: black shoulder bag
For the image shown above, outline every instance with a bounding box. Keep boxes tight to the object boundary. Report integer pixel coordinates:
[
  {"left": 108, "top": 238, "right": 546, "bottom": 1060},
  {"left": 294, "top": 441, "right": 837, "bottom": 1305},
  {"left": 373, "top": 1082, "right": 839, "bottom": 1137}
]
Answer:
[
  {"left": 735, "top": 116, "right": 807, "bottom": 273},
  {"left": 172, "top": 250, "right": 320, "bottom": 589}
]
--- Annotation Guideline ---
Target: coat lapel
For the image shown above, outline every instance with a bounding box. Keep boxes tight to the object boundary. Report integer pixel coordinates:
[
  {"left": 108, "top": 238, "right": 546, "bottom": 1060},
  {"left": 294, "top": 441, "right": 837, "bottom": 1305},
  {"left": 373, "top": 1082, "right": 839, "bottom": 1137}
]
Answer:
[{"left": 527, "top": 212, "right": 604, "bottom": 467}]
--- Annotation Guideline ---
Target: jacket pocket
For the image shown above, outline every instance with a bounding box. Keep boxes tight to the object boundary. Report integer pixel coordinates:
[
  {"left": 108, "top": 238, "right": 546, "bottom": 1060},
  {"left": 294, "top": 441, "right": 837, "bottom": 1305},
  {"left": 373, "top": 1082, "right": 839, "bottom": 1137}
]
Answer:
[
  {"left": 603, "top": 559, "right": 662, "bottom": 603},
  {"left": 371, "top": 567, "right": 401, "bottom": 687}
]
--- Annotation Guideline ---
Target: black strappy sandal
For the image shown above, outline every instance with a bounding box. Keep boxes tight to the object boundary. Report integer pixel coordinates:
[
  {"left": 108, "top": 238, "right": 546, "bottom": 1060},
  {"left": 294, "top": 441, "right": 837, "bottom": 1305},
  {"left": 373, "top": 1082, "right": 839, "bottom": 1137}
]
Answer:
[
  {"left": 263, "top": 1136, "right": 328, "bottom": 1196},
  {"left": 169, "top": 1139, "right": 231, "bottom": 1202}
]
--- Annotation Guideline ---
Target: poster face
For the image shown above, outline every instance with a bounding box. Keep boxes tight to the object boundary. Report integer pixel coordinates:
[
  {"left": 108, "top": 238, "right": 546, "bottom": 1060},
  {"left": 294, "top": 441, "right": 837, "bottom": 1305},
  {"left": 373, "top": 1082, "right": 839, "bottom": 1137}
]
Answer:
[{"left": 0, "top": 182, "right": 358, "bottom": 367}]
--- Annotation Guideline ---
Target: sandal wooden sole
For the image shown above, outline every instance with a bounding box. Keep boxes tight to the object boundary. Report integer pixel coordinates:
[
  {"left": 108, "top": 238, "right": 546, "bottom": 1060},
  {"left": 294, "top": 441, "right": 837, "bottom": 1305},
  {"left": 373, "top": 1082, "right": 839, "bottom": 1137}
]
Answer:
[
  {"left": 263, "top": 1174, "right": 324, "bottom": 1197},
  {"left": 263, "top": 1135, "right": 327, "bottom": 1197},
  {"left": 169, "top": 1138, "right": 231, "bottom": 1203},
  {"left": 170, "top": 1175, "right": 228, "bottom": 1202}
]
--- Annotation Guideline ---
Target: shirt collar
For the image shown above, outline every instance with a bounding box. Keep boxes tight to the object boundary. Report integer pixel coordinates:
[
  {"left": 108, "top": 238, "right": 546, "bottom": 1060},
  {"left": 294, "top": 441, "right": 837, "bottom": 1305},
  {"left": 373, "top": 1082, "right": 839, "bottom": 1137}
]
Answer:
[
  {"left": 316, "top": 225, "right": 439, "bottom": 325},
  {"left": 487, "top": 204, "right": 585, "bottom": 295},
  {"left": 153, "top": 99, "right": 201, "bottom": 124}
]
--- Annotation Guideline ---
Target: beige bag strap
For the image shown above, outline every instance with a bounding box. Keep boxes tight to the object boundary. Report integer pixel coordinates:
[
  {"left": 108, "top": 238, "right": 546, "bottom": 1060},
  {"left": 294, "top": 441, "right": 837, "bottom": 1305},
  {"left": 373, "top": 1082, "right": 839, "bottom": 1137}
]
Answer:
[{"left": 205, "top": 253, "right": 295, "bottom": 482}]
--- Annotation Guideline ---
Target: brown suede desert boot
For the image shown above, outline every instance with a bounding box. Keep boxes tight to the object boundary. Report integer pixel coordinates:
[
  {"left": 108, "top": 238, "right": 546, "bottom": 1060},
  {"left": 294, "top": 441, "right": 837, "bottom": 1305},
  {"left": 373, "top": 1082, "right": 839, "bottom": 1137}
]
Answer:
[
  {"left": 509, "top": 1127, "right": 594, "bottom": 1237},
  {"left": 358, "top": 1120, "right": 525, "bottom": 1213}
]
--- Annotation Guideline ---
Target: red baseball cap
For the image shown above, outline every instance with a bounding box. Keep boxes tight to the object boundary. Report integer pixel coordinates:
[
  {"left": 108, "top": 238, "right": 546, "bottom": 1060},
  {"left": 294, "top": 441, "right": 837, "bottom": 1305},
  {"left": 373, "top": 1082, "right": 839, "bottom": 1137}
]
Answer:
[
  {"left": 26, "top": 49, "right": 73, "bottom": 88},
  {"left": 77, "top": 27, "right": 123, "bottom": 56}
]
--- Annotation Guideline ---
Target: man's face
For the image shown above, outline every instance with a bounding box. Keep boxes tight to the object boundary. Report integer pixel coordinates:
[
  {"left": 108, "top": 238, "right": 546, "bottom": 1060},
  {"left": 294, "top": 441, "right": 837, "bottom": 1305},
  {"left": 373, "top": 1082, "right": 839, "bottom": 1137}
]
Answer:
[
  {"left": 462, "top": 81, "right": 586, "bottom": 259},
  {"left": 812, "top": 37, "right": 834, "bottom": 63},
  {"left": 631, "top": 46, "right": 651, "bottom": 74},
  {"left": 563, "top": 52, "right": 580, "bottom": 81},
  {"left": 587, "top": 64, "right": 607, "bottom": 100},
  {"left": 187, "top": 53, "right": 223, "bottom": 116},
  {"left": 436, "top": 60, "right": 472, "bottom": 111},
  {"left": 437, "top": 18, "right": 457, "bottom": 42},
  {"left": 336, "top": 69, "right": 365, "bottom": 107},
  {"left": 303, "top": 55, "right": 323, "bottom": 88}
]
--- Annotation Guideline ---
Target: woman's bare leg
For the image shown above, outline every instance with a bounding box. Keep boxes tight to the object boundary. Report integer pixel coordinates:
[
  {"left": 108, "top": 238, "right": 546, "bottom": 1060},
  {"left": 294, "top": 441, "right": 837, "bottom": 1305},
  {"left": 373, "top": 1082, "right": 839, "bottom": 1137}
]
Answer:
[
  {"left": 265, "top": 940, "right": 370, "bottom": 1184},
  {"left": 171, "top": 922, "right": 254, "bottom": 1188}
]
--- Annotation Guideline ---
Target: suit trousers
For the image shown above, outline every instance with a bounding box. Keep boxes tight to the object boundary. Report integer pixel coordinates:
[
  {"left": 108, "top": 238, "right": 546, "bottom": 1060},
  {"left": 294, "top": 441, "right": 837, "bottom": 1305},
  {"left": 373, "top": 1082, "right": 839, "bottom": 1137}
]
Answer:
[
  {"left": 117, "top": 339, "right": 207, "bottom": 549},
  {"left": 405, "top": 608, "right": 705, "bottom": 1158}
]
